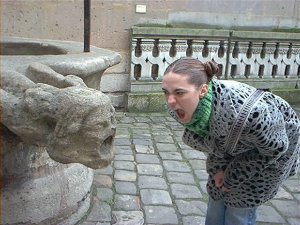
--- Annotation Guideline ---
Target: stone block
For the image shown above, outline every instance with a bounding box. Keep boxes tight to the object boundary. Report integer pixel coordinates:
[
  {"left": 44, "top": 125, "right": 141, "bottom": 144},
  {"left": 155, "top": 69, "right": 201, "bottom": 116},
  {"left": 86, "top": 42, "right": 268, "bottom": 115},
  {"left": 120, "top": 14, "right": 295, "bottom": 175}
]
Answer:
[
  {"left": 106, "top": 93, "right": 127, "bottom": 108},
  {"left": 100, "top": 73, "right": 130, "bottom": 92},
  {"left": 127, "top": 92, "right": 165, "bottom": 112},
  {"left": 127, "top": 94, "right": 149, "bottom": 112}
]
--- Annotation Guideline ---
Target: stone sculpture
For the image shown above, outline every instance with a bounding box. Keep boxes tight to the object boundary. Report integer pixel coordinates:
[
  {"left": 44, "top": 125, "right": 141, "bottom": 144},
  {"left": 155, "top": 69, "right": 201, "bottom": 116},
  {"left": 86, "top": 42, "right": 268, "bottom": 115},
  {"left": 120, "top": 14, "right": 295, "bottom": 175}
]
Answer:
[
  {"left": 1, "top": 37, "right": 121, "bottom": 225},
  {"left": 2, "top": 64, "right": 115, "bottom": 169}
]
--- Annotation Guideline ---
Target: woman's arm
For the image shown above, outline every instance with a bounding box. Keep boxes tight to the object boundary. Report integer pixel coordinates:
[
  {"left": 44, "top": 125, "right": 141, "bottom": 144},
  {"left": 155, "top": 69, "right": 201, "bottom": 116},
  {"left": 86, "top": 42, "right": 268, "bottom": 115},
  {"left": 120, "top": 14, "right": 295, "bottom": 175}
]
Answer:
[{"left": 223, "top": 102, "right": 291, "bottom": 189}]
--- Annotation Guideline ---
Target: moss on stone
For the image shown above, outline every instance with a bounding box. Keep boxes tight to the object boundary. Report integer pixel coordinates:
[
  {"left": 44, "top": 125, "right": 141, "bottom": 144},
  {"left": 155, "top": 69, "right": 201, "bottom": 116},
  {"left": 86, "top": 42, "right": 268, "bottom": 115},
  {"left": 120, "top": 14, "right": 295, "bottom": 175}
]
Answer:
[{"left": 128, "top": 89, "right": 300, "bottom": 112}]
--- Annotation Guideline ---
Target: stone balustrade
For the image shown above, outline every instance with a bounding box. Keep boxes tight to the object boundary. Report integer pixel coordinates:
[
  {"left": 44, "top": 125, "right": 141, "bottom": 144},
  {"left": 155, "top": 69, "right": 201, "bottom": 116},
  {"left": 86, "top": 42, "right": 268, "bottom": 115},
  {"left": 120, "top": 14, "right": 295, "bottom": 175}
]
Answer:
[{"left": 130, "top": 26, "right": 300, "bottom": 89}]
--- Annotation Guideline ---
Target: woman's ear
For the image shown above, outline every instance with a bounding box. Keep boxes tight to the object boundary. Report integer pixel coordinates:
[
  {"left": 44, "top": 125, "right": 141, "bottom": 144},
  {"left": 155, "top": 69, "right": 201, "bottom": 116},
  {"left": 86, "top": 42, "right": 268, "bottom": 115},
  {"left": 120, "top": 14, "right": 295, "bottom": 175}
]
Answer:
[{"left": 198, "top": 84, "right": 208, "bottom": 99}]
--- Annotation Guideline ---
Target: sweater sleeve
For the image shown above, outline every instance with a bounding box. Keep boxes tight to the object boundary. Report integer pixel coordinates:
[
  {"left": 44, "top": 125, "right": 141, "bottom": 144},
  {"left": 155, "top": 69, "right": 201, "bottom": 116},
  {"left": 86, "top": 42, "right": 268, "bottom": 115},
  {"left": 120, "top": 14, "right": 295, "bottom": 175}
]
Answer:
[
  {"left": 223, "top": 102, "right": 290, "bottom": 189},
  {"left": 246, "top": 103, "right": 289, "bottom": 157},
  {"left": 182, "top": 129, "right": 231, "bottom": 176},
  {"left": 206, "top": 153, "right": 230, "bottom": 176}
]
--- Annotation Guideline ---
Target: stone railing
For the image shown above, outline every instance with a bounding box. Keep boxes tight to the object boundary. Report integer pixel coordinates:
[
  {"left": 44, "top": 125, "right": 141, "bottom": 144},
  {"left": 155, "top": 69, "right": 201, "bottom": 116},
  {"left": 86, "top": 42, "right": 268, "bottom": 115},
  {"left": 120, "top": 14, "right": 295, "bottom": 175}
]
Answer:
[{"left": 130, "top": 26, "right": 300, "bottom": 90}]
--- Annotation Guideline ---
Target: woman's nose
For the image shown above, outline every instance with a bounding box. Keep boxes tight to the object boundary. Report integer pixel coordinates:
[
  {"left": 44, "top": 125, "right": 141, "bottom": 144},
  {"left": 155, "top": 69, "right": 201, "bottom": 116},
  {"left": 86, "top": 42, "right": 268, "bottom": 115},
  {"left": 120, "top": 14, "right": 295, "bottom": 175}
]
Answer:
[{"left": 167, "top": 95, "right": 176, "bottom": 106}]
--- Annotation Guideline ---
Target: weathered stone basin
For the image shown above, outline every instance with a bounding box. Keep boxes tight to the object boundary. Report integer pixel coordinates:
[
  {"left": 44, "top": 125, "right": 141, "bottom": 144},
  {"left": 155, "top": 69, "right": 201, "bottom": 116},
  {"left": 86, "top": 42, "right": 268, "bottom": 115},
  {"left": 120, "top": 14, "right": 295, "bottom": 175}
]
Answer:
[
  {"left": 1, "top": 37, "right": 121, "bottom": 225},
  {"left": 1, "top": 36, "right": 121, "bottom": 89},
  {"left": 1, "top": 42, "right": 67, "bottom": 55}
]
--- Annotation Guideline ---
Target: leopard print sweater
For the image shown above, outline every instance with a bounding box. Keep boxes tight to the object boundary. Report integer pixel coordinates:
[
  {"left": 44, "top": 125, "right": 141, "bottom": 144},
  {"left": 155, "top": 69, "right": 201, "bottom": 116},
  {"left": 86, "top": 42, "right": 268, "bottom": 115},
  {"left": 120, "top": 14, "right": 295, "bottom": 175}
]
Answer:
[{"left": 169, "top": 78, "right": 300, "bottom": 208}]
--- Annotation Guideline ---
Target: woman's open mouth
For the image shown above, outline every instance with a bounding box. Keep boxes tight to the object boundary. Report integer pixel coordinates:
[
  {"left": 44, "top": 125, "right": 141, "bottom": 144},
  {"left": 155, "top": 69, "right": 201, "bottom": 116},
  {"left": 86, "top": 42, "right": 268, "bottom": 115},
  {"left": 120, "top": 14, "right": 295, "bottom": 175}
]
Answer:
[{"left": 176, "top": 109, "right": 185, "bottom": 120}]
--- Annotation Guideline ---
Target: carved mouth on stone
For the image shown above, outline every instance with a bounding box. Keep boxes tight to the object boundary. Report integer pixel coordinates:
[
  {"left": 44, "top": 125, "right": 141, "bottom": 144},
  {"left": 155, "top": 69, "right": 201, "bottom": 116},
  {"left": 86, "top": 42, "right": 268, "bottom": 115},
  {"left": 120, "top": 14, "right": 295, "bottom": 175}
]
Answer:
[
  {"left": 103, "top": 135, "right": 114, "bottom": 148},
  {"left": 97, "top": 131, "right": 115, "bottom": 167}
]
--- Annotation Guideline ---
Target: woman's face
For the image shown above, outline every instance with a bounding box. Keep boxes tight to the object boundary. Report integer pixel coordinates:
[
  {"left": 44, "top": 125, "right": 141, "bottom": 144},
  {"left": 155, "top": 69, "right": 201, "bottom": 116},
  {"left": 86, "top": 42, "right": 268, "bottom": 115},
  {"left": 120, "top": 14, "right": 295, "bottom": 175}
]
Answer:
[{"left": 162, "top": 72, "right": 208, "bottom": 124}]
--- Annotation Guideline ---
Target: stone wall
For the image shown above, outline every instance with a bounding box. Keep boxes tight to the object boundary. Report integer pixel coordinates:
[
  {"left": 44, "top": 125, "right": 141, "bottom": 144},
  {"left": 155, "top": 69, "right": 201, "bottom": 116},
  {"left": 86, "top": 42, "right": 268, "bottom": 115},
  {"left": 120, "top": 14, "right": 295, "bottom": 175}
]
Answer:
[{"left": 2, "top": 0, "right": 299, "bottom": 109}]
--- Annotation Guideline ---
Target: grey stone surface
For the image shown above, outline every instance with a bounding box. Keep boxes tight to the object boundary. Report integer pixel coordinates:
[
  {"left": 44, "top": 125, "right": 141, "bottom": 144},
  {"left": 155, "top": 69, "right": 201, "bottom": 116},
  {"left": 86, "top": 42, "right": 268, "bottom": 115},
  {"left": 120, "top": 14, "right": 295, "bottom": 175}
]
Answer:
[
  {"left": 113, "top": 161, "right": 135, "bottom": 171},
  {"left": 86, "top": 201, "right": 111, "bottom": 223},
  {"left": 114, "top": 194, "right": 141, "bottom": 210},
  {"left": 141, "top": 189, "right": 172, "bottom": 205},
  {"left": 115, "top": 128, "right": 131, "bottom": 138},
  {"left": 114, "top": 138, "right": 132, "bottom": 146},
  {"left": 93, "top": 175, "right": 113, "bottom": 188},
  {"left": 282, "top": 179, "right": 300, "bottom": 193},
  {"left": 114, "top": 154, "right": 134, "bottom": 161},
  {"left": 94, "top": 166, "right": 114, "bottom": 176},
  {"left": 166, "top": 172, "right": 196, "bottom": 184},
  {"left": 113, "top": 145, "right": 132, "bottom": 154},
  {"left": 132, "top": 122, "right": 150, "bottom": 128},
  {"left": 163, "top": 160, "right": 191, "bottom": 172},
  {"left": 175, "top": 200, "right": 207, "bottom": 216},
  {"left": 112, "top": 211, "right": 144, "bottom": 225},
  {"left": 156, "top": 143, "right": 178, "bottom": 152},
  {"left": 81, "top": 222, "right": 96, "bottom": 225},
  {"left": 133, "top": 138, "right": 153, "bottom": 146},
  {"left": 105, "top": 93, "right": 127, "bottom": 108},
  {"left": 135, "top": 144, "right": 155, "bottom": 154},
  {"left": 189, "top": 160, "right": 207, "bottom": 170},
  {"left": 293, "top": 193, "right": 300, "bottom": 202},
  {"left": 137, "top": 164, "right": 164, "bottom": 176},
  {"left": 182, "top": 150, "right": 207, "bottom": 160},
  {"left": 114, "top": 170, "right": 137, "bottom": 182},
  {"left": 270, "top": 200, "right": 300, "bottom": 218},
  {"left": 287, "top": 218, "right": 300, "bottom": 225},
  {"left": 132, "top": 132, "right": 152, "bottom": 139},
  {"left": 100, "top": 73, "right": 130, "bottom": 92},
  {"left": 256, "top": 205, "right": 286, "bottom": 223},
  {"left": 199, "top": 181, "right": 208, "bottom": 194},
  {"left": 138, "top": 176, "right": 168, "bottom": 189},
  {"left": 194, "top": 170, "right": 209, "bottom": 181},
  {"left": 153, "top": 135, "right": 174, "bottom": 143},
  {"left": 96, "top": 188, "right": 114, "bottom": 202},
  {"left": 115, "top": 181, "right": 137, "bottom": 195},
  {"left": 171, "top": 184, "right": 202, "bottom": 199},
  {"left": 182, "top": 216, "right": 206, "bottom": 225},
  {"left": 136, "top": 154, "right": 160, "bottom": 164},
  {"left": 159, "top": 152, "right": 183, "bottom": 160},
  {"left": 274, "top": 187, "right": 294, "bottom": 200},
  {"left": 144, "top": 206, "right": 179, "bottom": 224}
]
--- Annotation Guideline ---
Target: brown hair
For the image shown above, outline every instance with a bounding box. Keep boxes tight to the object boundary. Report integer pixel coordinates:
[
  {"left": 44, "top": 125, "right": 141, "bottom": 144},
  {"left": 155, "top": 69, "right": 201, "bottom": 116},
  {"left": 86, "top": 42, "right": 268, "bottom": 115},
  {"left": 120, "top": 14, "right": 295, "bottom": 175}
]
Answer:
[{"left": 163, "top": 57, "right": 219, "bottom": 88}]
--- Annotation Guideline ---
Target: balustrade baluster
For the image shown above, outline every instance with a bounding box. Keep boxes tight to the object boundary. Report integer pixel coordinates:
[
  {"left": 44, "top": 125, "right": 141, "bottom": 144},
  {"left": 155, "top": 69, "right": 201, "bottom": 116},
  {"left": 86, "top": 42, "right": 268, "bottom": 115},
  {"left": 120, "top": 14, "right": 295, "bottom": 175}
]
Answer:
[
  {"left": 202, "top": 40, "right": 209, "bottom": 58},
  {"left": 169, "top": 39, "right": 177, "bottom": 58},
  {"left": 186, "top": 39, "right": 193, "bottom": 57}
]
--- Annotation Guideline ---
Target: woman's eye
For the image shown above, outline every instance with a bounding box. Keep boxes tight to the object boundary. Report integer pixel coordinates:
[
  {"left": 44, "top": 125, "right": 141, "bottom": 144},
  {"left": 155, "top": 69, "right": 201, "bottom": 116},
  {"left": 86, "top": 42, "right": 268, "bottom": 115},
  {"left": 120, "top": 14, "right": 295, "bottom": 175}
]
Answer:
[{"left": 175, "top": 92, "right": 185, "bottom": 96}]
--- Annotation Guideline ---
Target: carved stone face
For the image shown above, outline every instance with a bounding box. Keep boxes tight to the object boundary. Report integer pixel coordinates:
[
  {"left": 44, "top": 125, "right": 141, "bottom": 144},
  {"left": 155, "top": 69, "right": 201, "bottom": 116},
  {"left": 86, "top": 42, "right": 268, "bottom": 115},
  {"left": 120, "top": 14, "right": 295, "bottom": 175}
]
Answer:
[
  {"left": 2, "top": 70, "right": 116, "bottom": 170},
  {"left": 46, "top": 88, "right": 116, "bottom": 169}
]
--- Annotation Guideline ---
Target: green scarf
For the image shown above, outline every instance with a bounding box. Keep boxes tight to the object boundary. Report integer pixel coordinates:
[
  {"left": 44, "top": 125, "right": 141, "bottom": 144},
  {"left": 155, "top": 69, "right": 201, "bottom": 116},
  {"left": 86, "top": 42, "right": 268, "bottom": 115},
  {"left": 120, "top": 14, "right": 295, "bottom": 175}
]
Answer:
[{"left": 184, "top": 82, "right": 213, "bottom": 137}]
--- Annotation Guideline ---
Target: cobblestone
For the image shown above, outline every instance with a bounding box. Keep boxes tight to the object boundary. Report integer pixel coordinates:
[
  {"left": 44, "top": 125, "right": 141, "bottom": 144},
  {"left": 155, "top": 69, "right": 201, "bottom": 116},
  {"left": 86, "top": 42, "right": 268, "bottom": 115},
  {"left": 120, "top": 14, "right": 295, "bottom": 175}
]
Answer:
[{"left": 80, "top": 108, "right": 300, "bottom": 225}]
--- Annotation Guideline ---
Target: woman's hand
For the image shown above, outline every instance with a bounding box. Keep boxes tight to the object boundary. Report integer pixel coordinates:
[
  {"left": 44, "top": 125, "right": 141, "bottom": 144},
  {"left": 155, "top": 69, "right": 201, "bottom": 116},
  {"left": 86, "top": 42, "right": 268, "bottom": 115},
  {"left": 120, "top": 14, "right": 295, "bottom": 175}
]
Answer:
[{"left": 213, "top": 171, "right": 231, "bottom": 192}]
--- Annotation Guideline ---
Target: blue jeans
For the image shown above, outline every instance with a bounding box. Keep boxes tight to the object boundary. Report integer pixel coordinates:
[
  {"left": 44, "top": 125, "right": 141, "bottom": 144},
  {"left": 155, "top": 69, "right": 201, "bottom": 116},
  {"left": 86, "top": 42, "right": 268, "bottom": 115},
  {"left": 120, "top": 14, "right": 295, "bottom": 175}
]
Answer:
[{"left": 205, "top": 198, "right": 257, "bottom": 225}]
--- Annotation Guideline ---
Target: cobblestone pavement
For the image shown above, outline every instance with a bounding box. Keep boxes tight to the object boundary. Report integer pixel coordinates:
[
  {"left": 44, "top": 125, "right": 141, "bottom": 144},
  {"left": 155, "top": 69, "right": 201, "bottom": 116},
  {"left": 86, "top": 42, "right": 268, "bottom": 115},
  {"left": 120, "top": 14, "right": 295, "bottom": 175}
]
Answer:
[{"left": 80, "top": 105, "right": 300, "bottom": 225}]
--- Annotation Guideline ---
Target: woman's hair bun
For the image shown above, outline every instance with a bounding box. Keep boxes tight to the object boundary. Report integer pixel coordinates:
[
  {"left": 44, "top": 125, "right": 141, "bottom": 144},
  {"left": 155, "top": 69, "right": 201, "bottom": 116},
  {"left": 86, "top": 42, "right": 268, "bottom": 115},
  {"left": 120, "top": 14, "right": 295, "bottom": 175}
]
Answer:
[{"left": 204, "top": 61, "right": 219, "bottom": 77}]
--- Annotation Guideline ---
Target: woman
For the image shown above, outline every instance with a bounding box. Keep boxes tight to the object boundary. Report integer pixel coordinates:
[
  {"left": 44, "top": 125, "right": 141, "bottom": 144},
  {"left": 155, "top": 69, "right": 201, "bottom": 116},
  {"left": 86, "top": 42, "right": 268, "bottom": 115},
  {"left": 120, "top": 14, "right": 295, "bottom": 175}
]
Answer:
[{"left": 162, "top": 57, "right": 300, "bottom": 225}]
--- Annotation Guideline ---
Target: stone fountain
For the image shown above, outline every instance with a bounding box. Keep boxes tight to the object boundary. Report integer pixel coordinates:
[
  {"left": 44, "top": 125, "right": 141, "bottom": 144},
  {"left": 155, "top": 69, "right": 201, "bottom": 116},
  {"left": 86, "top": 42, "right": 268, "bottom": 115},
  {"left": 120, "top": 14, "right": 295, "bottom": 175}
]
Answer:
[{"left": 1, "top": 37, "right": 121, "bottom": 225}]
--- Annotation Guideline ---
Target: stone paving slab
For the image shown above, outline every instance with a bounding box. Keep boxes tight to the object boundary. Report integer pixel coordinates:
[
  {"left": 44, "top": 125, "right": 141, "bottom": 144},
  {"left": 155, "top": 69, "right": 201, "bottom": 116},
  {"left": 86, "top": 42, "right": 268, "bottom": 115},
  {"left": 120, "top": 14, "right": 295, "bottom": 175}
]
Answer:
[{"left": 80, "top": 106, "right": 300, "bottom": 225}]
